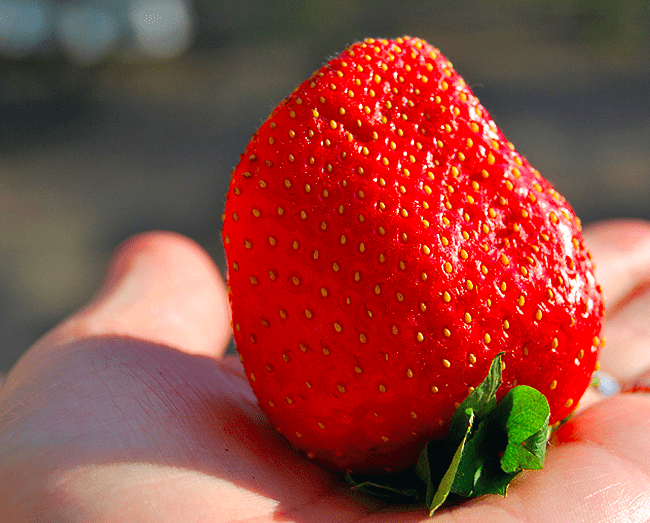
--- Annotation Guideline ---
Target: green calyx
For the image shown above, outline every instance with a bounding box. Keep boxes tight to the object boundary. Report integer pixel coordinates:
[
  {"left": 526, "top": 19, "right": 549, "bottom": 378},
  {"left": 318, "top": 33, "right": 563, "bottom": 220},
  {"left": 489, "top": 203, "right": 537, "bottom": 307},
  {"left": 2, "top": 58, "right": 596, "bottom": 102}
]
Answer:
[{"left": 346, "top": 353, "right": 551, "bottom": 516}]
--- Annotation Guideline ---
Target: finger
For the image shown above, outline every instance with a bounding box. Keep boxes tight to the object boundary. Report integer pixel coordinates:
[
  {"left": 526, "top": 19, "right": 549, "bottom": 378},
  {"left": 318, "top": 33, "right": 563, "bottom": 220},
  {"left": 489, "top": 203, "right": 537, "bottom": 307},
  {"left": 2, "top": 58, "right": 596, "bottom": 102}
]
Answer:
[
  {"left": 42, "top": 231, "right": 231, "bottom": 359},
  {"left": 583, "top": 219, "right": 650, "bottom": 381},
  {"left": 600, "top": 285, "right": 650, "bottom": 382},
  {"left": 583, "top": 218, "right": 650, "bottom": 312}
]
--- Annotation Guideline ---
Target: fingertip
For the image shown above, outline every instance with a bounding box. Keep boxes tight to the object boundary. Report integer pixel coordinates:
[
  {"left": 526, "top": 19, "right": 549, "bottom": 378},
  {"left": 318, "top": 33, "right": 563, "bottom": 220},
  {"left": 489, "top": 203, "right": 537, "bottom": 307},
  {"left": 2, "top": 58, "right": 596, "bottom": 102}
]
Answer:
[
  {"left": 57, "top": 231, "right": 232, "bottom": 358},
  {"left": 102, "top": 231, "right": 221, "bottom": 295}
]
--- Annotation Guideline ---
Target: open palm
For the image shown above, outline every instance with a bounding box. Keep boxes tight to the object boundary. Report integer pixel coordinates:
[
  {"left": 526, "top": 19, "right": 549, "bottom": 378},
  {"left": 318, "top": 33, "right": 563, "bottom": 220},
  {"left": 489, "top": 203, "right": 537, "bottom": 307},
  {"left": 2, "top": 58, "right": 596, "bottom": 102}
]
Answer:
[{"left": 2, "top": 219, "right": 650, "bottom": 522}]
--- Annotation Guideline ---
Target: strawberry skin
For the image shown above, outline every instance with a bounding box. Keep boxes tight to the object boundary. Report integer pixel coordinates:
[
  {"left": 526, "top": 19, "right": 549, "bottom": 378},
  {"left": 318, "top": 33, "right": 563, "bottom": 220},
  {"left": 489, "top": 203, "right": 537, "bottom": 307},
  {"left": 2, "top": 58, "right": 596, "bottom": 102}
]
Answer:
[{"left": 222, "top": 37, "right": 604, "bottom": 473}]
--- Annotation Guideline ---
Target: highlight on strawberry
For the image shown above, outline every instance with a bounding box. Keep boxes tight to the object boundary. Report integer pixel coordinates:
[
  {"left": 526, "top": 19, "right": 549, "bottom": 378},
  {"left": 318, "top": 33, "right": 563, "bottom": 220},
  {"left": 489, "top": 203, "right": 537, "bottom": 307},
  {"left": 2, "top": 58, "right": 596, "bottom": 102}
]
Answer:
[{"left": 222, "top": 36, "right": 604, "bottom": 514}]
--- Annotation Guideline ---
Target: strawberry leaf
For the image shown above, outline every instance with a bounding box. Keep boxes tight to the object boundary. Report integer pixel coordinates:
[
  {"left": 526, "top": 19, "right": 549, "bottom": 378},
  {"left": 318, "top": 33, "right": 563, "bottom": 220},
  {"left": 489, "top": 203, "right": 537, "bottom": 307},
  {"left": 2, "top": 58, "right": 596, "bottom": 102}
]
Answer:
[
  {"left": 420, "top": 409, "right": 475, "bottom": 514},
  {"left": 422, "top": 353, "right": 551, "bottom": 513},
  {"left": 457, "top": 355, "right": 503, "bottom": 419},
  {"left": 419, "top": 353, "right": 509, "bottom": 508},
  {"left": 496, "top": 386, "right": 550, "bottom": 473},
  {"left": 345, "top": 469, "right": 425, "bottom": 503},
  {"left": 346, "top": 353, "right": 552, "bottom": 517}
]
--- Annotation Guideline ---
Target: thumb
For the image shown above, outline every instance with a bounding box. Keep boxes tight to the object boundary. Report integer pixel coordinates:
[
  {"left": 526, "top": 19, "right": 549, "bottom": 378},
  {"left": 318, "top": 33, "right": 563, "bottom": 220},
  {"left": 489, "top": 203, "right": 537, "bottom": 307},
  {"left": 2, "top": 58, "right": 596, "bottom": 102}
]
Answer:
[{"left": 39, "top": 231, "right": 231, "bottom": 359}]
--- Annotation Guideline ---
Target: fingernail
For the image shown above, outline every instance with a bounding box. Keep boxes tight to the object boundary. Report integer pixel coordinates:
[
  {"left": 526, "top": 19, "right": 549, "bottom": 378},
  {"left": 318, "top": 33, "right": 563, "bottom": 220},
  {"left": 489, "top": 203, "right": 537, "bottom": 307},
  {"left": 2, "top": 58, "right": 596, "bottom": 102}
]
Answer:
[{"left": 592, "top": 371, "right": 621, "bottom": 396}]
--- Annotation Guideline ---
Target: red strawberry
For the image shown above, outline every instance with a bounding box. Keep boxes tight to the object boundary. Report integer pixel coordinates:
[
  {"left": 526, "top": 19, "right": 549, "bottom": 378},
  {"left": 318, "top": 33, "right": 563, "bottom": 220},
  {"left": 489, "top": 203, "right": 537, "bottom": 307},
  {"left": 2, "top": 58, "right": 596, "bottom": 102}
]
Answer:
[{"left": 222, "top": 36, "right": 604, "bottom": 474}]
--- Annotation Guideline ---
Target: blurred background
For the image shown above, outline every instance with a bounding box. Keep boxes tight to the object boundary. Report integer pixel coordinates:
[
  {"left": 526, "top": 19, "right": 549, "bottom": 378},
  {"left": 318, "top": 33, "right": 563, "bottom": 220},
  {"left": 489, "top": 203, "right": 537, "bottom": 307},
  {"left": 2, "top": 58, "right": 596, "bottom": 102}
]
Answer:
[{"left": 1, "top": 0, "right": 649, "bottom": 373}]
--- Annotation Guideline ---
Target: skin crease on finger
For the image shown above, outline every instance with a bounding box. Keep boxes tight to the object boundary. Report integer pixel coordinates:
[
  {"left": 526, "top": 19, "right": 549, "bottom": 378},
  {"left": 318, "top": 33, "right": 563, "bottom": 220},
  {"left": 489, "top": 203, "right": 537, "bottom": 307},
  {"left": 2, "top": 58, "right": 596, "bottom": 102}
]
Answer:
[{"left": 0, "top": 224, "right": 650, "bottom": 523}]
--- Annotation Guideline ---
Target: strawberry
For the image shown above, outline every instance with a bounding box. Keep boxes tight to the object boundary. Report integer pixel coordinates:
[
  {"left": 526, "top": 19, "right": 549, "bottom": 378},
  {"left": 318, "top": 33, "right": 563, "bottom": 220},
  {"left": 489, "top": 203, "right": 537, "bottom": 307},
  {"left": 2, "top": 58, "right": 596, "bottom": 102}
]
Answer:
[{"left": 222, "top": 36, "right": 604, "bottom": 476}]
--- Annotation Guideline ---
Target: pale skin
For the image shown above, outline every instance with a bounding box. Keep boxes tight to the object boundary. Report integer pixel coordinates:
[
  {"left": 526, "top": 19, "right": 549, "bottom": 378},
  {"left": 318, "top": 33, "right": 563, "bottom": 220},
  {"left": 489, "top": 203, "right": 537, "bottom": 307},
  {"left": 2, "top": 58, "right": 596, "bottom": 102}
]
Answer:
[{"left": 1, "top": 219, "right": 650, "bottom": 522}]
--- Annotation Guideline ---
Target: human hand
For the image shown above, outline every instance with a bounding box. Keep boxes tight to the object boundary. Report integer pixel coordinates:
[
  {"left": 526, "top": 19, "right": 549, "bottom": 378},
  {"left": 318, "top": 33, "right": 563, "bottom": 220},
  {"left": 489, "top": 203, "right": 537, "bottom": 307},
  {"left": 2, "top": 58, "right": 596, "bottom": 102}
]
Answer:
[{"left": 1, "top": 221, "right": 650, "bottom": 522}]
